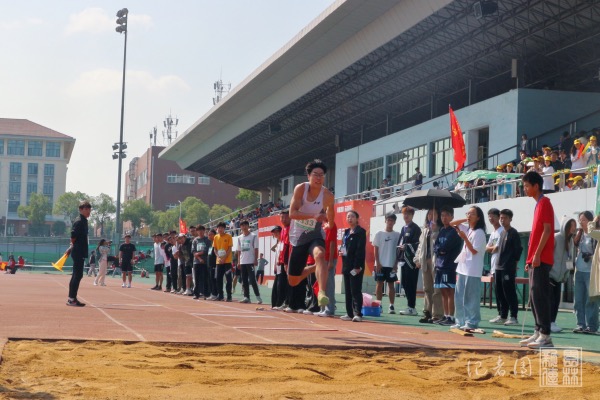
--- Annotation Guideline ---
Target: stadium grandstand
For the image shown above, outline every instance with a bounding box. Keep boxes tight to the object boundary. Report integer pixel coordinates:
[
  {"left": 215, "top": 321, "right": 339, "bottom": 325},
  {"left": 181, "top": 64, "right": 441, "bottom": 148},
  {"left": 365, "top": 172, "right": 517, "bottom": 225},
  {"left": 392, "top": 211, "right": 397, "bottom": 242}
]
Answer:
[{"left": 160, "top": 0, "right": 600, "bottom": 208}]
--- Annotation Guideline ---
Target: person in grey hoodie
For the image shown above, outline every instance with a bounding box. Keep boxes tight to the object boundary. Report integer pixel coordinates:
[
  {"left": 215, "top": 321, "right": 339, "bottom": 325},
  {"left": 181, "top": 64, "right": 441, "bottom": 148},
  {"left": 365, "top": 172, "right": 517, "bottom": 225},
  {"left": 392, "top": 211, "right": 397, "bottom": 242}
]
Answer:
[{"left": 550, "top": 217, "right": 577, "bottom": 333}]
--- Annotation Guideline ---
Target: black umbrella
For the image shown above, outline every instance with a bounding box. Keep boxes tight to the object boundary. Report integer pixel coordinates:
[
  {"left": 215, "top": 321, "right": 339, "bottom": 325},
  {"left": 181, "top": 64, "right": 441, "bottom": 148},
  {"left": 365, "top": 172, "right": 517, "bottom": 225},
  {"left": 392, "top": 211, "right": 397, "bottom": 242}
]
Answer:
[{"left": 402, "top": 189, "right": 466, "bottom": 210}]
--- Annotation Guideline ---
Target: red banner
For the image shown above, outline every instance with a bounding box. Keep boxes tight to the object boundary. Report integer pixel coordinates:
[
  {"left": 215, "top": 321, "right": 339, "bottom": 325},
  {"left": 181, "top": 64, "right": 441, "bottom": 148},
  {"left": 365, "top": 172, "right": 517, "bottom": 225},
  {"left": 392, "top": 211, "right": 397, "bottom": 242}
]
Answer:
[
  {"left": 450, "top": 106, "right": 466, "bottom": 172},
  {"left": 179, "top": 218, "right": 188, "bottom": 234}
]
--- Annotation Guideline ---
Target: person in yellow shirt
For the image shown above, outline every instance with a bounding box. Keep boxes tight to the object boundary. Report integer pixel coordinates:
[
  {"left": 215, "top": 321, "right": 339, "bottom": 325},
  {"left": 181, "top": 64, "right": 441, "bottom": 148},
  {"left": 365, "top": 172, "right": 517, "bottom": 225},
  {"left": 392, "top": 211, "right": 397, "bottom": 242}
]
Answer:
[{"left": 213, "top": 222, "right": 233, "bottom": 301}]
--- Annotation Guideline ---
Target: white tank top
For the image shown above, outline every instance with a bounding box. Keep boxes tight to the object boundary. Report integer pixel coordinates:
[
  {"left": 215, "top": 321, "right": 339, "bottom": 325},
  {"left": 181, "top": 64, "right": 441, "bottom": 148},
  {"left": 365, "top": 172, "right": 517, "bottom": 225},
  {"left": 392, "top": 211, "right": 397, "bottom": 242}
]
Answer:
[{"left": 289, "top": 183, "right": 326, "bottom": 246}]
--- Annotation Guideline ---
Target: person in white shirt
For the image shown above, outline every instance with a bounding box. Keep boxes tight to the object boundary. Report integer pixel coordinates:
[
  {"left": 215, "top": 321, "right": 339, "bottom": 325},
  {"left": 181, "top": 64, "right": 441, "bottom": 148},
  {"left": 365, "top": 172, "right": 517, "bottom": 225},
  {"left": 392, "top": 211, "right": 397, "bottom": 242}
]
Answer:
[
  {"left": 236, "top": 220, "right": 262, "bottom": 304},
  {"left": 372, "top": 213, "right": 401, "bottom": 314},
  {"left": 450, "top": 206, "right": 487, "bottom": 330},
  {"left": 485, "top": 208, "right": 505, "bottom": 324},
  {"left": 151, "top": 233, "right": 166, "bottom": 291}
]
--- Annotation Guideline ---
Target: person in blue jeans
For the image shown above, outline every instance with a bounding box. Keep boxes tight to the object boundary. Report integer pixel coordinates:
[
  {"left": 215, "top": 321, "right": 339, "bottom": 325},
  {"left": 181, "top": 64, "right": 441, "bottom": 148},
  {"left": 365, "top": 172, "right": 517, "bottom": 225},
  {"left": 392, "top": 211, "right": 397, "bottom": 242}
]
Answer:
[
  {"left": 450, "top": 206, "right": 487, "bottom": 330},
  {"left": 573, "top": 211, "right": 599, "bottom": 334}
]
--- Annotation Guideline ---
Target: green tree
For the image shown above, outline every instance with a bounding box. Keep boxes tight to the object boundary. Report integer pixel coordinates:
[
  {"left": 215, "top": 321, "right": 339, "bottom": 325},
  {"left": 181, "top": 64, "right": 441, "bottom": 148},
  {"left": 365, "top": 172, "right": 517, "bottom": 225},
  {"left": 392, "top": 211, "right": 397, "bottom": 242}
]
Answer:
[
  {"left": 18, "top": 193, "right": 52, "bottom": 235},
  {"left": 121, "top": 199, "right": 153, "bottom": 236},
  {"left": 208, "top": 204, "right": 232, "bottom": 221},
  {"left": 91, "top": 193, "right": 116, "bottom": 237},
  {"left": 236, "top": 188, "right": 260, "bottom": 204},
  {"left": 53, "top": 191, "right": 89, "bottom": 224},
  {"left": 52, "top": 221, "right": 66, "bottom": 236},
  {"left": 181, "top": 196, "right": 210, "bottom": 226},
  {"left": 153, "top": 208, "right": 179, "bottom": 233}
]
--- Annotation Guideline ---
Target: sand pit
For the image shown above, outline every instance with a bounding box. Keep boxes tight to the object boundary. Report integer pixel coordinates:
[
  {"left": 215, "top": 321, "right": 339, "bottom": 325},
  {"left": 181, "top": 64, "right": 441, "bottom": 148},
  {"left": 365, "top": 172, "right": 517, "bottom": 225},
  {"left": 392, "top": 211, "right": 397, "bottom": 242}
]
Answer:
[{"left": 1, "top": 341, "right": 599, "bottom": 399}]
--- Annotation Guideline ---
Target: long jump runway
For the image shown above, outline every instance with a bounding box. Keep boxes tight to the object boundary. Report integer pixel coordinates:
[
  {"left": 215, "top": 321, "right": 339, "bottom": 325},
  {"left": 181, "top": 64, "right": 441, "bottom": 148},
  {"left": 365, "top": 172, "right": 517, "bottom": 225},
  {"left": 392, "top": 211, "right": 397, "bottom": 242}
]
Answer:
[{"left": 0, "top": 273, "right": 520, "bottom": 352}]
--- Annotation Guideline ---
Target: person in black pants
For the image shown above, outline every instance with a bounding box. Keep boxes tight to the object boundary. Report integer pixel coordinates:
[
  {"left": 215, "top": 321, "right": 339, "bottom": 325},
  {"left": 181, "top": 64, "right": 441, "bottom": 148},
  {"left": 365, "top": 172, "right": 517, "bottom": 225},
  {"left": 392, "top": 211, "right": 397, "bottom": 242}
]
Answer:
[
  {"left": 168, "top": 232, "right": 179, "bottom": 293},
  {"left": 66, "top": 200, "right": 92, "bottom": 307},
  {"left": 192, "top": 225, "right": 212, "bottom": 299},
  {"left": 207, "top": 229, "right": 218, "bottom": 300},
  {"left": 397, "top": 206, "right": 421, "bottom": 316},
  {"left": 550, "top": 217, "right": 576, "bottom": 333},
  {"left": 162, "top": 232, "right": 173, "bottom": 292},
  {"left": 494, "top": 209, "right": 523, "bottom": 325},
  {"left": 340, "top": 210, "right": 366, "bottom": 322}
]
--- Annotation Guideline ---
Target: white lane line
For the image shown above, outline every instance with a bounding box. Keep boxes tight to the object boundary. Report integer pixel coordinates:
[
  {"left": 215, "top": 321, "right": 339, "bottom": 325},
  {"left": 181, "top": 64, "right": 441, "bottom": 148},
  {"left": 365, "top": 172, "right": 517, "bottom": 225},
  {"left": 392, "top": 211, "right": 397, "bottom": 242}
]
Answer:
[
  {"left": 104, "top": 288, "right": 278, "bottom": 344},
  {"left": 98, "top": 304, "right": 161, "bottom": 307},
  {"left": 91, "top": 306, "right": 146, "bottom": 341},
  {"left": 51, "top": 277, "right": 147, "bottom": 342},
  {"left": 191, "top": 313, "right": 276, "bottom": 318}
]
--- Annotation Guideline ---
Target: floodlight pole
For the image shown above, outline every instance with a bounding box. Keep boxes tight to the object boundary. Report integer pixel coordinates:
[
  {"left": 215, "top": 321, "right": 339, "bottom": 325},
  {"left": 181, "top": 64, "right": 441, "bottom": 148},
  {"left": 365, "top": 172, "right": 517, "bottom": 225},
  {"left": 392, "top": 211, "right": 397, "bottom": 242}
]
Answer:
[{"left": 115, "top": 8, "right": 128, "bottom": 243}]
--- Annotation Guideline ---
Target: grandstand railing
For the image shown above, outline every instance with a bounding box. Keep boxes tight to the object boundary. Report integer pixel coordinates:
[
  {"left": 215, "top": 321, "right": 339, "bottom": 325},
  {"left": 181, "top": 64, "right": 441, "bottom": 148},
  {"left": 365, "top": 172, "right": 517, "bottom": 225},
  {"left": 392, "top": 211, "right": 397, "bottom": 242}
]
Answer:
[{"left": 374, "top": 166, "right": 595, "bottom": 216}]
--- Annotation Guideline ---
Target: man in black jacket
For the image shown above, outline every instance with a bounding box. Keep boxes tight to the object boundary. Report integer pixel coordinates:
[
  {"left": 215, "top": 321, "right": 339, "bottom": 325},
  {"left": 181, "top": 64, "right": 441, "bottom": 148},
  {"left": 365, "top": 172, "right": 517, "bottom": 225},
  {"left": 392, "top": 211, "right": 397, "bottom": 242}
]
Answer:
[
  {"left": 397, "top": 206, "right": 422, "bottom": 316},
  {"left": 66, "top": 200, "right": 92, "bottom": 307},
  {"left": 495, "top": 209, "right": 523, "bottom": 325}
]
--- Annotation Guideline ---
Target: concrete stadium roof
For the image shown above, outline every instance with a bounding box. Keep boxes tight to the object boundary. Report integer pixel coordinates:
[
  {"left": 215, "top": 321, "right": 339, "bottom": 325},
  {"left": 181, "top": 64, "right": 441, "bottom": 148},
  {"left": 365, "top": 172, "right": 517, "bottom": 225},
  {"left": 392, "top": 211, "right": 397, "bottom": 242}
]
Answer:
[{"left": 161, "top": 0, "right": 600, "bottom": 190}]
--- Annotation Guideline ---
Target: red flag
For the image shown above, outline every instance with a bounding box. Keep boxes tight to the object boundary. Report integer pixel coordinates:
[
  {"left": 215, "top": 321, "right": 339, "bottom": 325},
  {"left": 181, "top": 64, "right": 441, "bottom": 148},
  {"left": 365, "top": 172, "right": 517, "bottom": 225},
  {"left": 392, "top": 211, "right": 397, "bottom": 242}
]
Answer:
[
  {"left": 179, "top": 218, "right": 188, "bottom": 234},
  {"left": 450, "top": 106, "right": 466, "bottom": 172}
]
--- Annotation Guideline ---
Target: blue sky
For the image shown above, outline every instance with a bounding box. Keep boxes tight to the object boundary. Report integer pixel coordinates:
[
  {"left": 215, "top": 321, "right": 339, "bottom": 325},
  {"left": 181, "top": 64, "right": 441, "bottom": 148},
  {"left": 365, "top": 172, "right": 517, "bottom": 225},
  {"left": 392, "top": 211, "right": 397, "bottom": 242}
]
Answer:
[{"left": 0, "top": 0, "right": 333, "bottom": 198}]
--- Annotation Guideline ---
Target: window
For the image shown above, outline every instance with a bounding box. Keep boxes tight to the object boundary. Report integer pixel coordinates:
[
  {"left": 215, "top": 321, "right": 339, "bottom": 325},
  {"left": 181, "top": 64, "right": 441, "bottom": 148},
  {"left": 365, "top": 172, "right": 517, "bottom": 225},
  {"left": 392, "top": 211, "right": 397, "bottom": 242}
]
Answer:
[
  {"left": 46, "top": 142, "right": 61, "bottom": 157},
  {"left": 166, "top": 203, "right": 179, "bottom": 210},
  {"left": 281, "top": 178, "right": 290, "bottom": 196},
  {"left": 44, "top": 164, "right": 55, "bottom": 182},
  {"left": 28, "top": 140, "right": 43, "bottom": 156},
  {"left": 28, "top": 163, "right": 38, "bottom": 183},
  {"left": 359, "top": 158, "right": 384, "bottom": 192},
  {"left": 7, "top": 140, "right": 25, "bottom": 155},
  {"left": 8, "top": 170, "right": 21, "bottom": 212},
  {"left": 27, "top": 183, "right": 37, "bottom": 203},
  {"left": 136, "top": 170, "right": 148, "bottom": 190},
  {"left": 198, "top": 176, "right": 210, "bottom": 185},
  {"left": 432, "top": 136, "right": 463, "bottom": 175},
  {"left": 0, "top": 140, "right": 3, "bottom": 155},
  {"left": 386, "top": 144, "right": 427, "bottom": 185},
  {"left": 43, "top": 182, "right": 54, "bottom": 196},
  {"left": 167, "top": 174, "right": 195, "bottom": 184}
]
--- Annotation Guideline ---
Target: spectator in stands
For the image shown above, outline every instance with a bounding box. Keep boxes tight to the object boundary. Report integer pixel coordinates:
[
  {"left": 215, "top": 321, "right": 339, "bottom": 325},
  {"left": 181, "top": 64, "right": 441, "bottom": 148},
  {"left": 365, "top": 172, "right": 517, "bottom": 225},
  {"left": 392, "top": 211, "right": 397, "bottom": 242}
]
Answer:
[
  {"left": 505, "top": 162, "right": 515, "bottom": 173},
  {"left": 542, "top": 146, "right": 552, "bottom": 158},
  {"left": 542, "top": 157, "right": 555, "bottom": 194},
  {"left": 550, "top": 151, "right": 563, "bottom": 171},
  {"left": 380, "top": 178, "right": 391, "bottom": 200},
  {"left": 515, "top": 151, "right": 528, "bottom": 173},
  {"left": 340, "top": 210, "right": 366, "bottom": 322},
  {"left": 414, "top": 209, "right": 443, "bottom": 323},
  {"left": 571, "top": 139, "right": 588, "bottom": 176},
  {"left": 569, "top": 176, "right": 585, "bottom": 190},
  {"left": 586, "top": 135, "right": 599, "bottom": 166},
  {"left": 450, "top": 206, "right": 487, "bottom": 330},
  {"left": 411, "top": 167, "right": 424, "bottom": 188},
  {"left": 572, "top": 212, "right": 599, "bottom": 335},
  {"left": 559, "top": 149, "right": 572, "bottom": 169},
  {"left": 559, "top": 131, "right": 573, "bottom": 152},
  {"left": 474, "top": 178, "right": 489, "bottom": 203},
  {"left": 520, "top": 134, "right": 529, "bottom": 154},
  {"left": 550, "top": 217, "right": 576, "bottom": 333}
]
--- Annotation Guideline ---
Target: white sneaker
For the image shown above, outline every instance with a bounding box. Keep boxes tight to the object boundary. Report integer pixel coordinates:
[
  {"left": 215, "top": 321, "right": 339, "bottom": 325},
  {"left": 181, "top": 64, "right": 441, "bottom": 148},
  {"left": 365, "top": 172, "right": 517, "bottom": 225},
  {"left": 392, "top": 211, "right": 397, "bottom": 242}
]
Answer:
[
  {"left": 317, "top": 310, "right": 333, "bottom": 318},
  {"left": 504, "top": 317, "right": 519, "bottom": 326},
  {"left": 450, "top": 323, "right": 461, "bottom": 329},
  {"left": 399, "top": 307, "right": 418, "bottom": 316},
  {"left": 283, "top": 307, "right": 295, "bottom": 313},
  {"left": 93, "top": 282, "right": 98, "bottom": 286},
  {"left": 527, "top": 333, "right": 553, "bottom": 349},
  {"left": 519, "top": 331, "right": 540, "bottom": 347},
  {"left": 256, "top": 297, "right": 263, "bottom": 304},
  {"left": 302, "top": 309, "right": 313, "bottom": 315},
  {"left": 388, "top": 305, "right": 396, "bottom": 314},
  {"left": 550, "top": 322, "right": 563, "bottom": 333},
  {"left": 296, "top": 309, "right": 305, "bottom": 314},
  {"left": 340, "top": 315, "right": 352, "bottom": 321},
  {"left": 489, "top": 315, "right": 506, "bottom": 324},
  {"left": 240, "top": 297, "right": 250, "bottom": 304},
  {"left": 127, "top": 283, "right": 132, "bottom": 288},
  {"left": 352, "top": 316, "right": 363, "bottom": 322},
  {"left": 122, "top": 283, "right": 126, "bottom": 288}
]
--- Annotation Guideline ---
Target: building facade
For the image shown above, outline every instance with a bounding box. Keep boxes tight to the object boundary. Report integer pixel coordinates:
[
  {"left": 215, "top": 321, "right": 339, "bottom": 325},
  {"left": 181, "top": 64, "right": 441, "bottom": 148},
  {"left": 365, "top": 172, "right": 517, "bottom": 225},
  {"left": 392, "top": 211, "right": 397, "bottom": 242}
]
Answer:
[
  {"left": 124, "top": 146, "right": 248, "bottom": 212},
  {"left": 0, "top": 118, "right": 75, "bottom": 236}
]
